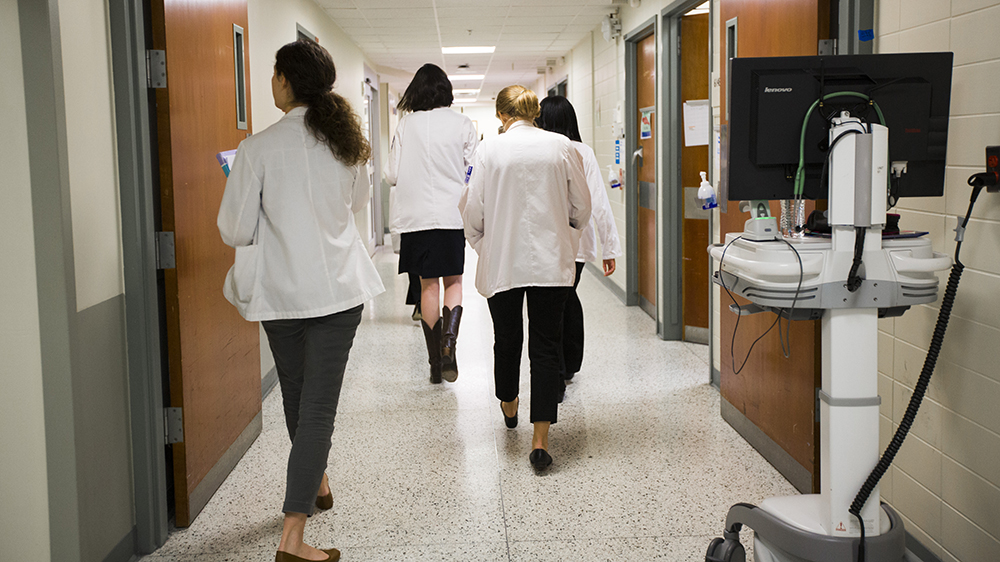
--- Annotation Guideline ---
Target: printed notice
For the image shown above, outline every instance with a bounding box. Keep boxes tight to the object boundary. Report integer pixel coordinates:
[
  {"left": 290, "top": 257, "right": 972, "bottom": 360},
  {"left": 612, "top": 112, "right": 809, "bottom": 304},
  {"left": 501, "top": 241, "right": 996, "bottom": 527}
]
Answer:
[
  {"left": 640, "top": 110, "right": 653, "bottom": 139},
  {"left": 683, "top": 99, "right": 709, "bottom": 147}
]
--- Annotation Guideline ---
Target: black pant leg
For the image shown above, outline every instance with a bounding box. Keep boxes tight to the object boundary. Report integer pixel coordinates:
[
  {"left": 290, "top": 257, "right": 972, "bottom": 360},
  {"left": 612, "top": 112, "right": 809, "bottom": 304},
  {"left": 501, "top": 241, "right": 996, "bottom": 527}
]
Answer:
[
  {"left": 406, "top": 272, "right": 421, "bottom": 305},
  {"left": 487, "top": 288, "right": 525, "bottom": 403},
  {"left": 560, "top": 262, "right": 586, "bottom": 378},
  {"left": 526, "top": 286, "right": 571, "bottom": 423},
  {"left": 262, "top": 319, "right": 308, "bottom": 442}
]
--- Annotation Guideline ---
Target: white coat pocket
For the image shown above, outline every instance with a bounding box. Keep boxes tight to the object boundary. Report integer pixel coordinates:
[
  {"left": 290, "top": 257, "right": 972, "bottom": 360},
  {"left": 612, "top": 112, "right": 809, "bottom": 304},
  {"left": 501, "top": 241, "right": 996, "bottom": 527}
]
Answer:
[{"left": 223, "top": 245, "right": 259, "bottom": 317}]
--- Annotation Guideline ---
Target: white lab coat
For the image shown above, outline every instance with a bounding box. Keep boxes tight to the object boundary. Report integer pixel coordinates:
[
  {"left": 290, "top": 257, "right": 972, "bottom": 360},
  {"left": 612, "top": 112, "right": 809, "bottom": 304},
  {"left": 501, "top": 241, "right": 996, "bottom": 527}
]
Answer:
[
  {"left": 384, "top": 107, "right": 479, "bottom": 233},
  {"left": 217, "top": 106, "right": 385, "bottom": 321},
  {"left": 573, "top": 141, "right": 623, "bottom": 263},
  {"left": 461, "top": 121, "right": 592, "bottom": 298}
]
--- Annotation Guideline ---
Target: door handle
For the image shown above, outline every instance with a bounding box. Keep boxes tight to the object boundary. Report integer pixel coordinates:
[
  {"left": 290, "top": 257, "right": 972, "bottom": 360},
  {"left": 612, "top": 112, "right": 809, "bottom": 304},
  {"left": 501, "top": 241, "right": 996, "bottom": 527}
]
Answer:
[{"left": 632, "top": 146, "right": 643, "bottom": 167}]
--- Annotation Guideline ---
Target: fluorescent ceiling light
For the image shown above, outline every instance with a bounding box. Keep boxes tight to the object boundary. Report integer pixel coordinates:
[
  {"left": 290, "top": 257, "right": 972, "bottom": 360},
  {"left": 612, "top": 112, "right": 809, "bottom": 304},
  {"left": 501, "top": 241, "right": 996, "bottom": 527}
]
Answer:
[
  {"left": 442, "top": 46, "right": 495, "bottom": 54},
  {"left": 454, "top": 89, "right": 480, "bottom": 95},
  {"left": 453, "top": 99, "right": 479, "bottom": 104},
  {"left": 448, "top": 74, "right": 485, "bottom": 81}
]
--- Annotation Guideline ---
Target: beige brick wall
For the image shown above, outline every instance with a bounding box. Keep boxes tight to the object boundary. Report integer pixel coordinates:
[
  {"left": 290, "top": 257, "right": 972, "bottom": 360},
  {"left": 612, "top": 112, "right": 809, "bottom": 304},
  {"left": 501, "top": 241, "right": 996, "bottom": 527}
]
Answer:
[{"left": 876, "top": 2, "right": 1000, "bottom": 560}]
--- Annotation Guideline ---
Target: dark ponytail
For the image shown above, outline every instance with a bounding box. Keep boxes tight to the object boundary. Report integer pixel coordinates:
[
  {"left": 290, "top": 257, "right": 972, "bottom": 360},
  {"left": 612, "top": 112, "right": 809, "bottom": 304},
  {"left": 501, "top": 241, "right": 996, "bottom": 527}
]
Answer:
[{"left": 275, "top": 41, "right": 371, "bottom": 166}]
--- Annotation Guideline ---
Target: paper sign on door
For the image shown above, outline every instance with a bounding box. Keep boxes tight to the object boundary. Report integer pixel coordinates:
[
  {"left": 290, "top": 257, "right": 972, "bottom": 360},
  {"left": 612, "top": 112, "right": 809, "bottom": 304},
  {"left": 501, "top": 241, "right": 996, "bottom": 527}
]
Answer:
[{"left": 640, "top": 110, "right": 653, "bottom": 139}]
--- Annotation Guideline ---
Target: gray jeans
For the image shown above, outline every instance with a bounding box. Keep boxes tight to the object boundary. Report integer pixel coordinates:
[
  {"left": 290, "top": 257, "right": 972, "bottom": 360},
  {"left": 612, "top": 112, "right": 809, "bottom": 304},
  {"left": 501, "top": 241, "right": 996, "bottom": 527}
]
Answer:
[{"left": 262, "top": 305, "right": 363, "bottom": 515}]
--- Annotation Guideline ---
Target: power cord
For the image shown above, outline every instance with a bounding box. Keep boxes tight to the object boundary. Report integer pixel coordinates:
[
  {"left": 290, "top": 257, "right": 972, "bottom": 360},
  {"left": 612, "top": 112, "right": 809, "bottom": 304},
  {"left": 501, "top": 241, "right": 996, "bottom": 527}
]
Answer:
[
  {"left": 719, "top": 235, "right": 805, "bottom": 374},
  {"left": 848, "top": 180, "right": 987, "bottom": 562},
  {"left": 776, "top": 239, "right": 804, "bottom": 358}
]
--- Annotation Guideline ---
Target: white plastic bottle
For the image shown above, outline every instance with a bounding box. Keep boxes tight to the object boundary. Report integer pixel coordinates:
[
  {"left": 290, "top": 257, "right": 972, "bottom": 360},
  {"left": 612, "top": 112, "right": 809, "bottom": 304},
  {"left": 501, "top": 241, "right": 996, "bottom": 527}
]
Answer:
[{"left": 697, "top": 171, "right": 718, "bottom": 210}]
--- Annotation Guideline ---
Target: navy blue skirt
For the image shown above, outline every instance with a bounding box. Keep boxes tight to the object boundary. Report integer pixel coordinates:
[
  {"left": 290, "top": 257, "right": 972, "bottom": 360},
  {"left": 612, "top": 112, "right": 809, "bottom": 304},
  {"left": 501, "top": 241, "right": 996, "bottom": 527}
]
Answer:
[{"left": 398, "top": 229, "right": 466, "bottom": 278}]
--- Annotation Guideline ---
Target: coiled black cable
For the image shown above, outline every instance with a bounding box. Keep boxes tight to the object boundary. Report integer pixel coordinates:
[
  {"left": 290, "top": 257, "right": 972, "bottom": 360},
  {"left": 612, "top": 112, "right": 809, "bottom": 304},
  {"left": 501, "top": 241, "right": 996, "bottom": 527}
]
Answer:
[{"left": 848, "top": 183, "right": 983, "bottom": 562}]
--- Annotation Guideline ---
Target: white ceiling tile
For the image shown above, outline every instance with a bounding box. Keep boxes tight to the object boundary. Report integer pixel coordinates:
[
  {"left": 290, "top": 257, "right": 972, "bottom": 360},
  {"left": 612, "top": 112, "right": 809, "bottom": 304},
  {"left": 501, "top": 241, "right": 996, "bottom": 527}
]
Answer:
[
  {"left": 332, "top": 18, "right": 371, "bottom": 29},
  {"left": 325, "top": 8, "right": 364, "bottom": 18},
  {"left": 317, "top": 0, "right": 357, "bottom": 8},
  {"left": 436, "top": 0, "right": 510, "bottom": 6},
  {"left": 357, "top": 7, "right": 436, "bottom": 20},
  {"left": 436, "top": 8, "right": 511, "bottom": 19}
]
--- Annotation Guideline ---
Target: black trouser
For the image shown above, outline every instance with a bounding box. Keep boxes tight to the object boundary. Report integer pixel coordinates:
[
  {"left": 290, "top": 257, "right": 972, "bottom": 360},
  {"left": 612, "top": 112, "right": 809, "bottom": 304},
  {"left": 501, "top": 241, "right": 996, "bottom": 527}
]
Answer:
[
  {"left": 262, "top": 305, "right": 363, "bottom": 515},
  {"left": 487, "top": 286, "right": 571, "bottom": 424},
  {"left": 559, "top": 262, "right": 586, "bottom": 379},
  {"left": 405, "top": 272, "right": 421, "bottom": 305}
]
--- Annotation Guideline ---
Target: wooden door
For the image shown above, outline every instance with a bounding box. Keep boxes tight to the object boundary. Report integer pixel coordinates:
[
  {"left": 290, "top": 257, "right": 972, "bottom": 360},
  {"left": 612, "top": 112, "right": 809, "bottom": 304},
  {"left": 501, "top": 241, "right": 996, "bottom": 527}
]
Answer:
[
  {"left": 680, "top": 13, "right": 710, "bottom": 343},
  {"left": 637, "top": 33, "right": 657, "bottom": 318},
  {"left": 718, "top": 0, "right": 830, "bottom": 493},
  {"left": 151, "top": 0, "right": 261, "bottom": 527}
]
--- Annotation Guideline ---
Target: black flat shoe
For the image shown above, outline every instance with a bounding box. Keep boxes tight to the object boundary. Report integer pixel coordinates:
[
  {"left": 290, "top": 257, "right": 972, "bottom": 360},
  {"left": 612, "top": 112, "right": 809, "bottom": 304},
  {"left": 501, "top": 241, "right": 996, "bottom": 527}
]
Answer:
[
  {"left": 529, "top": 448, "right": 552, "bottom": 470},
  {"left": 500, "top": 399, "right": 518, "bottom": 428}
]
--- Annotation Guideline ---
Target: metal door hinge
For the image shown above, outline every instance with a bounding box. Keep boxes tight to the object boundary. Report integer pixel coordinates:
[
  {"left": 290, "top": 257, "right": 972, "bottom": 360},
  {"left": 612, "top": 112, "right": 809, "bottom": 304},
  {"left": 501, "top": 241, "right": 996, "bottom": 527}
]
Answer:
[
  {"left": 146, "top": 49, "right": 167, "bottom": 88},
  {"left": 818, "top": 39, "right": 837, "bottom": 56},
  {"left": 164, "top": 407, "right": 183, "bottom": 444},
  {"left": 155, "top": 231, "right": 175, "bottom": 270}
]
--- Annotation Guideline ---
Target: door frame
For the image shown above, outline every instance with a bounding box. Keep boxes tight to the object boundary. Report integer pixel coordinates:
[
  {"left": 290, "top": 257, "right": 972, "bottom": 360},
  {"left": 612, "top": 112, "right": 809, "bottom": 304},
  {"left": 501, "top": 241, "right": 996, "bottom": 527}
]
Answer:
[
  {"left": 108, "top": 0, "right": 169, "bottom": 553},
  {"left": 623, "top": 17, "right": 656, "bottom": 310},
  {"left": 659, "top": 0, "right": 715, "bottom": 347},
  {"left": 363, "top": 65, "right": 382, "bottom": 251}
]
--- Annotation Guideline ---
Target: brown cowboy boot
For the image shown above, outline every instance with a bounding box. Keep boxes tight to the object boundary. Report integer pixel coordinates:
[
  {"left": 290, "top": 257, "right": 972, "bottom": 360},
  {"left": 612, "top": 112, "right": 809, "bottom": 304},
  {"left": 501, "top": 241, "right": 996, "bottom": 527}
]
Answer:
[
  {"left": 440, "top": 305, "right": 463, "bottom": 382},
  {"left": 421, "top": 318, "right": 442, "bottom": 384}
]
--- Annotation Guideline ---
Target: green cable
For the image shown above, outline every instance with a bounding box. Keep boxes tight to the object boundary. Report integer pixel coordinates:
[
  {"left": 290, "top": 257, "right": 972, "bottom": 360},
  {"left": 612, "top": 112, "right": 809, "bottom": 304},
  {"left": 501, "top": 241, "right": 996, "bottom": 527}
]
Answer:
[{"left": 793, "top": 91, "right": 887, "bottom": 197}]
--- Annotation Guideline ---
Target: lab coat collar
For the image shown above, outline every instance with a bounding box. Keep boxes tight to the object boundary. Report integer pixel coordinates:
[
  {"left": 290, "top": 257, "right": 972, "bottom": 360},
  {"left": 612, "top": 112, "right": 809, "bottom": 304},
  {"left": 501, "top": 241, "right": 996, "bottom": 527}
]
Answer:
[
  {"left": 505, "top": 120, "right": 534, "bottom": 133},
  {"left": 284, "top": 106, "right": 308, "bottom": 119}
]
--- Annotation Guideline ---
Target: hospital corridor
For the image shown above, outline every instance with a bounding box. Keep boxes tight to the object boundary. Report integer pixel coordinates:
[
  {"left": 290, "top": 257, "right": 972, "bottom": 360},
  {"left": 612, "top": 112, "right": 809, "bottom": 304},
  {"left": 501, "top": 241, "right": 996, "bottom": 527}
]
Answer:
[
  {"left": 135, "top": 246, "right": 795, "bottom": 561},
  {"left": 5, "top": 1, "right": 1000, "bottom": 562}
]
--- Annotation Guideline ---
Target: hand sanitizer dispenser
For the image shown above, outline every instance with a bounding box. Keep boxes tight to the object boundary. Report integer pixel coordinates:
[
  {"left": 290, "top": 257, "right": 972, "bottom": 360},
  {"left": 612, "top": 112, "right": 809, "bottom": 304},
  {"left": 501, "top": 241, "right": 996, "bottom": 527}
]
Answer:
[{"left": 697, "top": 171, "right": 718, "bottom": 210}]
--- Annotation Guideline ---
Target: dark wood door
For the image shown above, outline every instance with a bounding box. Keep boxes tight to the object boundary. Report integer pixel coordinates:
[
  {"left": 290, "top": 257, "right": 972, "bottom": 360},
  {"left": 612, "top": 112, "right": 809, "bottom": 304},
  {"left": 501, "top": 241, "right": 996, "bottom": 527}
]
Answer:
[
  {"left": 151, "top": 0, "right": 261, "bottom": 526},
  {"left": 637, "top": 33, "right": 657, "bottom": 318},
  {"left": 718, "top": 0, "right": 830, "bottom": 493},
  {"left": 680, "top": 13, "right": 710, "bottom": 343}
]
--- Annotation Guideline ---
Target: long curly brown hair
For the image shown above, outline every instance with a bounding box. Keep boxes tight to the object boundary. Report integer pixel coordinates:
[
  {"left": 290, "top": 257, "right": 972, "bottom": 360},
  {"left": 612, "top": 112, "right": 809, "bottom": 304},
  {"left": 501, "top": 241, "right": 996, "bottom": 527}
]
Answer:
[{"left": 275, "top": 41, "right": 371, "bottom": 166}]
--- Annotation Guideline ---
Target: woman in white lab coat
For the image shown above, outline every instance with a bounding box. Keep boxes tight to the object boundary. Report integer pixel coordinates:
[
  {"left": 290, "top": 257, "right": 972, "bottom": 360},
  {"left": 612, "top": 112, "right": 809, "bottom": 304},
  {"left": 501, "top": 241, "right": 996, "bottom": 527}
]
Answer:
[
  {"left": 537, "top": 95, "right": 623, "bottom": 398},
  {"left": 385, "top": 63, "right": 479, "bottom": 384},
  {"left": 461, "top": 85, "right": 591, "bottom": 470},
  {"left": 217, "top": 40, "right": 384, "bottom": 562}
]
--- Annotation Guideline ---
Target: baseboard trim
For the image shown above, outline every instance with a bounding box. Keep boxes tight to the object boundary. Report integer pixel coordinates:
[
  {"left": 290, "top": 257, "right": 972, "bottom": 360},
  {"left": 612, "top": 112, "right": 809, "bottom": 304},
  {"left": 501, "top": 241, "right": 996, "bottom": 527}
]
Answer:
[
  {"left": 186, "top": 411, "right": 262, "bottom": 524},
  {"left": 685, "top": 325, "right": 709, "bottom": 344},
  {"left": 584, "top": 262, "right": 627, "bottom": 304},
  {"left": 102, "top": 526, "right": 137, "bottom": 562},
  {"left": 262, "top": 366, "right": 278, "bottom": 400},
  {"left": 711, "top": 367, "right": 720, "bottom": 389},
  {"left": 639, "top": 295, "right": 655, "bottom": 319},
  {"left": 905, "top": 530, "right": 942, "bottom": 562},
  {"left": 720, "top": 398, "right": 812, "bottom": 493}
]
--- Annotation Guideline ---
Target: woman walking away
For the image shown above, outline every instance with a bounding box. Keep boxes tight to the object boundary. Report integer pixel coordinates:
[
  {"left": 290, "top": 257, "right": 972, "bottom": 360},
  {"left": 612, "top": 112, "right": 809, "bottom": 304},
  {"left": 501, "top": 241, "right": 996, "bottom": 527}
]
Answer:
[
  {"left": 461, "top": 85, "right": 591, "bottom": 470},
  {"left": 385, "top": 63, "right": 479, "bottom": 384},
  {"left": 218, "top": 40, "right": 384, "bottom": 562},
  {"left": 537, "top": 96, "right": 622, "bottom": 398}
]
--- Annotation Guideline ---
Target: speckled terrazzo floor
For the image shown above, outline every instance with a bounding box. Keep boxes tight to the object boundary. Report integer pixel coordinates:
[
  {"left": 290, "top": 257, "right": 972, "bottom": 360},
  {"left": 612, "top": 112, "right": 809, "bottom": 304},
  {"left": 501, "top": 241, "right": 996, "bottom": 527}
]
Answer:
[{"left": 139, "top": 245, "right": 797, "bottom": 562}]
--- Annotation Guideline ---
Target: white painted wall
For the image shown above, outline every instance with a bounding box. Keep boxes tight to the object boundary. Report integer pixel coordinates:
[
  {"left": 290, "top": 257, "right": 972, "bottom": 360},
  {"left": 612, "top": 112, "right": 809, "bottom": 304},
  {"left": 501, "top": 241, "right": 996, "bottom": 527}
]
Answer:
[
  {"left": 0, "top": 0, "right": 53, "bottom": 558},
  {"left": 60, "top": 0, "right": 124, "bottom": 311},
  {"left": 451, "top": 104, "right": 502, "bottom": 143},
  {"left": 876, "top": 2, "right": 1000, "bottom": 560}
]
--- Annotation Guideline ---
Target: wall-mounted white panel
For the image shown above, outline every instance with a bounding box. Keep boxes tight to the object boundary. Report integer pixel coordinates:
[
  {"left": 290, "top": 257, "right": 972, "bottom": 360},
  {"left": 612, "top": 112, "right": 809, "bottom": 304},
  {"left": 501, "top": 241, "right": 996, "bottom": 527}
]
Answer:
[{"left": 59, "top": 0, "right": 124, "bottom": 311}]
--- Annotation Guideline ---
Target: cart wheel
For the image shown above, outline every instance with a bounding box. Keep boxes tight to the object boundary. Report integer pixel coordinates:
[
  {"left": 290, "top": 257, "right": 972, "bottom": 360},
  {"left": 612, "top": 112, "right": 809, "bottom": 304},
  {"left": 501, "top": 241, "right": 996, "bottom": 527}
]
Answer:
[{"left": 706, "top": 536, "right": 746, "bottom": 562}]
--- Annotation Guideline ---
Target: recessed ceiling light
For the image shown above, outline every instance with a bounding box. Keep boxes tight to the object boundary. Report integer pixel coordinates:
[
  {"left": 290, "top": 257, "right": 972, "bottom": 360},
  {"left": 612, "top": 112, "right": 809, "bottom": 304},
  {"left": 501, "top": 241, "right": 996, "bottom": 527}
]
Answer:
[
  {"left": 448, "top": 74, "right": 485, "bottom": 81},
  {"left": 442, "top": 46, "right": 495, "bottom": 54},
  {"left": 454, "top": 89, "right": 480, "bottom": 95},
  {"left": 453, "top": 99, "right": 479, "bottom": 104}
]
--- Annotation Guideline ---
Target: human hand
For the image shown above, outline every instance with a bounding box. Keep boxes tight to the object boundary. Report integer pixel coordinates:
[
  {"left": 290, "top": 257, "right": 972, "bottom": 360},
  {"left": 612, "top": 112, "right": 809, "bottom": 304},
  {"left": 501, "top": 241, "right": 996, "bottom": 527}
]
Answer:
[{"left": 603, "top": 259, "right": 616, "bottom": 276}]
